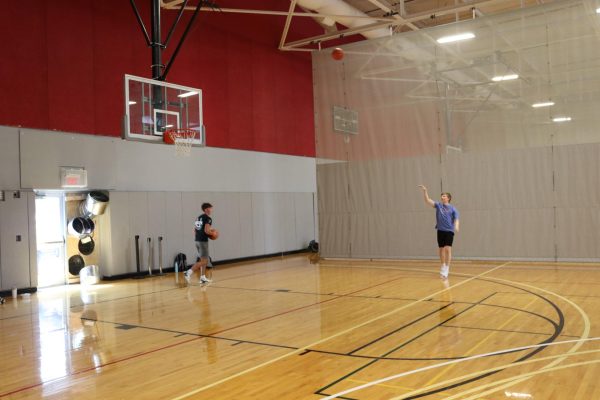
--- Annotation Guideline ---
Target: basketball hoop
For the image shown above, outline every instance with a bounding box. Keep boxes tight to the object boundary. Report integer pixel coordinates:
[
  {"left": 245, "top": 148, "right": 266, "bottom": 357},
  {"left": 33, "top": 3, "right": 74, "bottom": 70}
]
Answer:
[{"left": 164, "top": 128, "right": 197, "bottom": 157}]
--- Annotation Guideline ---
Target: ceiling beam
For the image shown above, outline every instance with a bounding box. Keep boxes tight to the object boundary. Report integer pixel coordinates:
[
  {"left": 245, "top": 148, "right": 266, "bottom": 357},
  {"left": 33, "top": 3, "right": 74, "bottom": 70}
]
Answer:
[{"left": 283, "top": 0, "right": 507, "bottom": 49}]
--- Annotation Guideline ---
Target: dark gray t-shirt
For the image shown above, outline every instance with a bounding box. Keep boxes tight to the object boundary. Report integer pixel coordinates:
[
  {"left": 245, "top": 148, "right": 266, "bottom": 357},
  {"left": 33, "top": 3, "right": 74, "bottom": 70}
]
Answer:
[{"left": 194, "top": 214, "right": 212, "bottom": 242}]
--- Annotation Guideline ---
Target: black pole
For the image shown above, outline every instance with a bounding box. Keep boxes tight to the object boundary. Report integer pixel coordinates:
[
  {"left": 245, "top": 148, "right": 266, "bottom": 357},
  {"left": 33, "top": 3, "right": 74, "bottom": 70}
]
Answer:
[
  {"left": 135, "top": 235, "right": 141, "bottom": 272},
  {"left": 150, "top": 0, "right": 166, "bottom": 134},
  {"left": 150, "top": 0, "right": 163, "bottom": 80},
  {"left": 164, "top": 0, "right": 189, "bottom": 47},
  {"left": 147, "top": 237, "right": 153, "bottom": 275},
  {"left": 157, "top": 236, "right": 165, "bottom": 275},
  {"left": 161, "top": 0, "right": 204, "bottom": 80},
  {"left": 129, "top": 0, "right": 151, "bottom": 46}
]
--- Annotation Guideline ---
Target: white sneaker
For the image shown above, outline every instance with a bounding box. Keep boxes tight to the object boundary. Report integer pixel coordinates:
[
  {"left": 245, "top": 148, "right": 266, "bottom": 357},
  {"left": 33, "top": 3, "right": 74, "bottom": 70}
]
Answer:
[
  {"left": 184, "top": 269, "right": 193, "bottom": 283},
  {"left": 200, "top": 276, "right": 212, "bottom": 284},
  {"left": 440, "top": 264, "right": 449, "bottom": 278}
]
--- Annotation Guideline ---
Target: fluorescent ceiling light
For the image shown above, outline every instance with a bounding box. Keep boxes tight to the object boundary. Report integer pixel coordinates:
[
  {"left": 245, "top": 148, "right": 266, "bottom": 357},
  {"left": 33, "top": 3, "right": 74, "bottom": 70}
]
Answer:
[
  {"left": 128, "top": 101, "right": 137, "bottom": 105},
  {"left": 436, "top": 32, "right": 475, "bottom": 44},
  {"left": 552, "top": 116, "right": 571, "bottom": 122},
  {"left": 492, "top": 74, "right": 519, "bottom": 82},
  {"left": 532, "top": 101, "right": 555, "bottom": 108},
  {"left": 596, "top": 7, "right": 600, "bottom": 13},
  {"left": 178, "top": 91, "right": 199, "bottom": 98},
  {"left": 164, "top": 124, "right": 174, "bottom": 128}
]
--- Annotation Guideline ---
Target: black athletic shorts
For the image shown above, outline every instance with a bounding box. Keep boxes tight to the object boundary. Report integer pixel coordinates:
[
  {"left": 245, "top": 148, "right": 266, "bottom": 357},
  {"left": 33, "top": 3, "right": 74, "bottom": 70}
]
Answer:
[{"left": 437, "top": 230, "right": 454, "bottom": 248}]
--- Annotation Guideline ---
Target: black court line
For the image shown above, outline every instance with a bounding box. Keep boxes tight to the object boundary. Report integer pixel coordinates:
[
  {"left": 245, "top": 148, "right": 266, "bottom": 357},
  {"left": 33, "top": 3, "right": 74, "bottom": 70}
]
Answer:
[
  {"left": 441, "top": 324, "right": 580, "bottom": 338},
  {"left": 205, "top": 281, "right": 439, "bottom": 303},
  {"left": 316, "top": 276, "right": 565, "bottom": 399},
  {"left": 347, "top": 303, "right": 457, "bottom": 355},
  {"left": 203, "top": 284, "right": 338, "bottom": 297},
  {"left": 341, "top": 299, "right": 560, "bottom": 356},
  {"left": 80, "top": 272, "right": 421, "bottom": 353},
  {"left": 86, "top": 317, "right": 298, "bottom": 350},
  {"left": 494, "top": 278, "right": 600, "bottom": 286},
  {"left": 0, "top": 264, "right": 305, "bottom": 322},
  {"left": 475, "top": 303, "right": 558, "bottom": 330},
  {"left": 475, "top": 265, "right": 600, "bottom": 273},
  {"left": 315, "top": 293, "right": 497, "bottom": 396},
  {"left": 301, "top": 349, "right": 464, "bottom": 362},
  {"left": 206, "top": 280, "right": 560, "bottom": 333},
  {"left": 496, "top": 289, "right": 600, "bottom": 299}
]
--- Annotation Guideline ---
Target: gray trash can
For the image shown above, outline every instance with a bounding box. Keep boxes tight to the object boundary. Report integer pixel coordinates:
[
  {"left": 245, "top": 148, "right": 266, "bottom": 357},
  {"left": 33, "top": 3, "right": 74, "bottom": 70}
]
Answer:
[{"left": 80, "top": 265, "right": 100, "bottom": 285}]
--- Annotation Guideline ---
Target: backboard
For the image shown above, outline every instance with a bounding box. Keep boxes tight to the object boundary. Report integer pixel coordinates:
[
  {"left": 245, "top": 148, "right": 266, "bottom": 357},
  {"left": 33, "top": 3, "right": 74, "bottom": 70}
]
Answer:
[{"left": 123, "top": 74, "right": 205, "bottom": 145}]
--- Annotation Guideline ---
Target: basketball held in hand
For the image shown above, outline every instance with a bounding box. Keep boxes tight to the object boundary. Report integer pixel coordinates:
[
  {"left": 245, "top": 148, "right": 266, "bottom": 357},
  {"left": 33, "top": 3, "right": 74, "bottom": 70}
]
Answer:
[{"left": 208, "top": 229, "right": 219, "bottom": 240}]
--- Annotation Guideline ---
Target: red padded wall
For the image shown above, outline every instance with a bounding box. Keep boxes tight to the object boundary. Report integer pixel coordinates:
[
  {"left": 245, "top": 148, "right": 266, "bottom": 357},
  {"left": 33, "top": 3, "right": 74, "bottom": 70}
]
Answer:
[{"left": 0, "top": 1, "right": 316, "bottom": 157}]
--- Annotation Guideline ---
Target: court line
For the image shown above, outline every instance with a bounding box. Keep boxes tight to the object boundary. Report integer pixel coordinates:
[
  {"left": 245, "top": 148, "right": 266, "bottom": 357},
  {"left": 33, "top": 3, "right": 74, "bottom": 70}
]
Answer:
[
  {"left": 0, "top": 264, "right": 296, "bottom": 322},
  {"left": 170, "top": 262, "right": 511, "bottom": 400},
  {"left": 316, "top": 266, "right": 566, "bottom": 397},
  {"left": 0, "top": 265, "right": 410, "bottom": 398},
  {"left": 321, "top": 336, "right": 600, "bottom": 400},
  {"left": 324, "top": 271, "right": 590, "bottom": 399},
  {"left": 441, "top": 324, "right": 580, "bottom": 338},
  {"left": 82, "top": 317, "right": 299, "bottom": 350},
  {"left": 0, "top": 334, "right": 205, "bottom": 398},
  {"left": 207, "top": 271, "right": 410, "bottom": 336},
  {"left": 456, "top": 359, "right": 600, "bottom": 400},
  {"left": 392, "top": 348, "right": 600, "bottom": 400},
  {"left": 422, "top": 296, "right": 541, "bottom": 386},
  {"left": 439, "top": 273, "right": 591, "bottom": 400},
  {"left": 315, "top": 293, "right": 497, "bottom": 395},
  {"left": 347, "top": 302, "right": 456, "bottom": 355}
]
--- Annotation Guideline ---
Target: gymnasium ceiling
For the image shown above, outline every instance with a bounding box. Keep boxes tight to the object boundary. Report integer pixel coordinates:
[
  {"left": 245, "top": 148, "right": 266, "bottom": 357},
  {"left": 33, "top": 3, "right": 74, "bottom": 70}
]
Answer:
[{"left": 161, "top": 0, "right": 551, "bottom": 51}]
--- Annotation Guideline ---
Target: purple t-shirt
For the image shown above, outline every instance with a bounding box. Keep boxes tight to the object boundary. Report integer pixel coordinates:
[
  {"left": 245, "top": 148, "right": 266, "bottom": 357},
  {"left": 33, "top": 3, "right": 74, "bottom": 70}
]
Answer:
[{"left": 434, "top": 202, "right": 459, "bottom": 232}]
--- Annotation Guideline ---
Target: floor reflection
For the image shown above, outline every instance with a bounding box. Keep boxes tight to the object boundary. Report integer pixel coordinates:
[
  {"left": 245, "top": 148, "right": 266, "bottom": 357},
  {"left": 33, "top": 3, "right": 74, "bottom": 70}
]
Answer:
[
  {"left": 38, "top": 297, "right": 68, "bottom": 382},
  {"left": 187, "top": 288, "right": 220, "bottom": 364}
]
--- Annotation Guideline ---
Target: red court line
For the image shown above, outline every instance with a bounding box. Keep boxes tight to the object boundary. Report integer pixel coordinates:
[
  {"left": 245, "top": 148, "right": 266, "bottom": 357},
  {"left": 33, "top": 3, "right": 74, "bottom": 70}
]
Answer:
[
  {"left": 0, "top": 335, "right": 204, "bottom": 398},
  {"left": 1, "top": 271, "right": 408, "bottom": 397}
]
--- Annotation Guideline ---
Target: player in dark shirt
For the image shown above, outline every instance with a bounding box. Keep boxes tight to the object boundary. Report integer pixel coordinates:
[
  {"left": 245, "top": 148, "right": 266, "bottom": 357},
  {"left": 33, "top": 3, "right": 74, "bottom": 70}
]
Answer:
[{"left": 185, "top": 203, "right": 215, "bottom": 284}]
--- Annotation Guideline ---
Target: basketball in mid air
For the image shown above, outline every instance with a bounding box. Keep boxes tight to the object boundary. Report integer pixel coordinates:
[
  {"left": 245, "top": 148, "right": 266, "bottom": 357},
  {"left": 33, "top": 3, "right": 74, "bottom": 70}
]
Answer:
[{"left": 331, "top": 47, "right": 344, "bottom": 61}]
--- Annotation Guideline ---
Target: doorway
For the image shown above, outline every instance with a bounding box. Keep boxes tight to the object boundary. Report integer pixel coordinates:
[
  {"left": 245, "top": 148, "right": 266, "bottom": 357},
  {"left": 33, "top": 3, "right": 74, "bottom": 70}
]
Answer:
[{"left": 36, "top": 193, "right": 66, "bottom": 287}]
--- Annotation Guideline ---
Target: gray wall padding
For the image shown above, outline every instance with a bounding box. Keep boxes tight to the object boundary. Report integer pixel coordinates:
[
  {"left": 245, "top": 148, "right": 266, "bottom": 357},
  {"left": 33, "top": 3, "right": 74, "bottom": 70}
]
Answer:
[{"left": 317, "top": 142, "right": 600, "bottom": 261}]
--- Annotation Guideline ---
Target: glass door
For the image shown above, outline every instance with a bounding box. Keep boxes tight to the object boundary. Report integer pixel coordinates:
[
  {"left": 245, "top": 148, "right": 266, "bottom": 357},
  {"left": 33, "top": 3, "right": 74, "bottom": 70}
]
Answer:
[{"left": 36, "top": 193, "right": 66, "bottom": 287}]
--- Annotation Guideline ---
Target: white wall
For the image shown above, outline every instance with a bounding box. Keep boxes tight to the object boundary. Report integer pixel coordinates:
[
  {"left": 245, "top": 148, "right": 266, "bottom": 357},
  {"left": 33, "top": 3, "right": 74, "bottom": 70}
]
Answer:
[
  {"left": 0, "top": 127, "right": 20, "bottom": 188},
  {"left": 18, "top": 128, "right": 316, "bottom": 193},
  {"left": 0, "top": 126, "right": 317, "bottom": 288},
  {"left": 0, "top": 191, "right": 36, "bottom": 291}
]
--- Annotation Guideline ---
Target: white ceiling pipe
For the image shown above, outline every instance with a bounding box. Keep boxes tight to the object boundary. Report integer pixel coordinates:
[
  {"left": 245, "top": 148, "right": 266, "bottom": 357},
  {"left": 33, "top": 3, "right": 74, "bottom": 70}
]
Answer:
[{"left": 296, "top": 0, "right": 391, "bottom": 39}]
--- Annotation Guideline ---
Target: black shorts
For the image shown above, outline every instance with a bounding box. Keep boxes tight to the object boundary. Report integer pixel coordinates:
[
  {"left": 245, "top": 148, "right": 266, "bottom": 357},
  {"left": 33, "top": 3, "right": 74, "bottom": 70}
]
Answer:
[{"left": 437, "top": 230, "right": 454, "bottom": 248}]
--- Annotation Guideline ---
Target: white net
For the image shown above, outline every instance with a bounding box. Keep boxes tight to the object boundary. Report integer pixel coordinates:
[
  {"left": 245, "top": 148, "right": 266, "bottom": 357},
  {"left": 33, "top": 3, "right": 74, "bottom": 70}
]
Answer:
[{"left": 167, "top": 129, "right": 197, "bottom": 157}]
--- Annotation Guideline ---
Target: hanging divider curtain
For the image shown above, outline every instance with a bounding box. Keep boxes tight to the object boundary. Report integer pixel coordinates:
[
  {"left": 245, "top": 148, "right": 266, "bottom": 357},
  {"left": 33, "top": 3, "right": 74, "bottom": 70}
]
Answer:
[{"left": 314, "top": 0, "right": 600, "bottom": 261}]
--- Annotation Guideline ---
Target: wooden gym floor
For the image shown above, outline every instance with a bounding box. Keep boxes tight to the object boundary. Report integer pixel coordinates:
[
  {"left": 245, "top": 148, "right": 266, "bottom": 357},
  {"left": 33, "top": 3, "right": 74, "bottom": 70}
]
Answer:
[{"left": 1, "top": 255, "right": 600, "bottom": 399}]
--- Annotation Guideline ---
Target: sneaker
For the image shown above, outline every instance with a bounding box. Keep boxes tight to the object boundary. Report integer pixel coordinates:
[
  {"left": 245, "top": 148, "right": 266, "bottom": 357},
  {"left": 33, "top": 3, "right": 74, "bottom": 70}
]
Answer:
[
  {"left": 440, "top": 265, "right": 449, "bottom": 278},
  {"left": 184, "top": 269, "right": 193, "bottom": 283},
  {"left": 200, "top": 276, "right": 212, "bottom": 284}
]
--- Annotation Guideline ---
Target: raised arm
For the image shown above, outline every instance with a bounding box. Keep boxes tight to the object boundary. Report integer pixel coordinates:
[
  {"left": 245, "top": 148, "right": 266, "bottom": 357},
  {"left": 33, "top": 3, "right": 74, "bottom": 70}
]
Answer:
[{"left": 418, "top": 185, "right": 435, "bottom": 208}]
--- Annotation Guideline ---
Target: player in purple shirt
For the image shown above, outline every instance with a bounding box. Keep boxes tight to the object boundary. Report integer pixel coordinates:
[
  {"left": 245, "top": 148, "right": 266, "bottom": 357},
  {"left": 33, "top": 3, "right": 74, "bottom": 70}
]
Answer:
[{"left": 418, "top": 185, "right": 460, "bottom": 278}]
